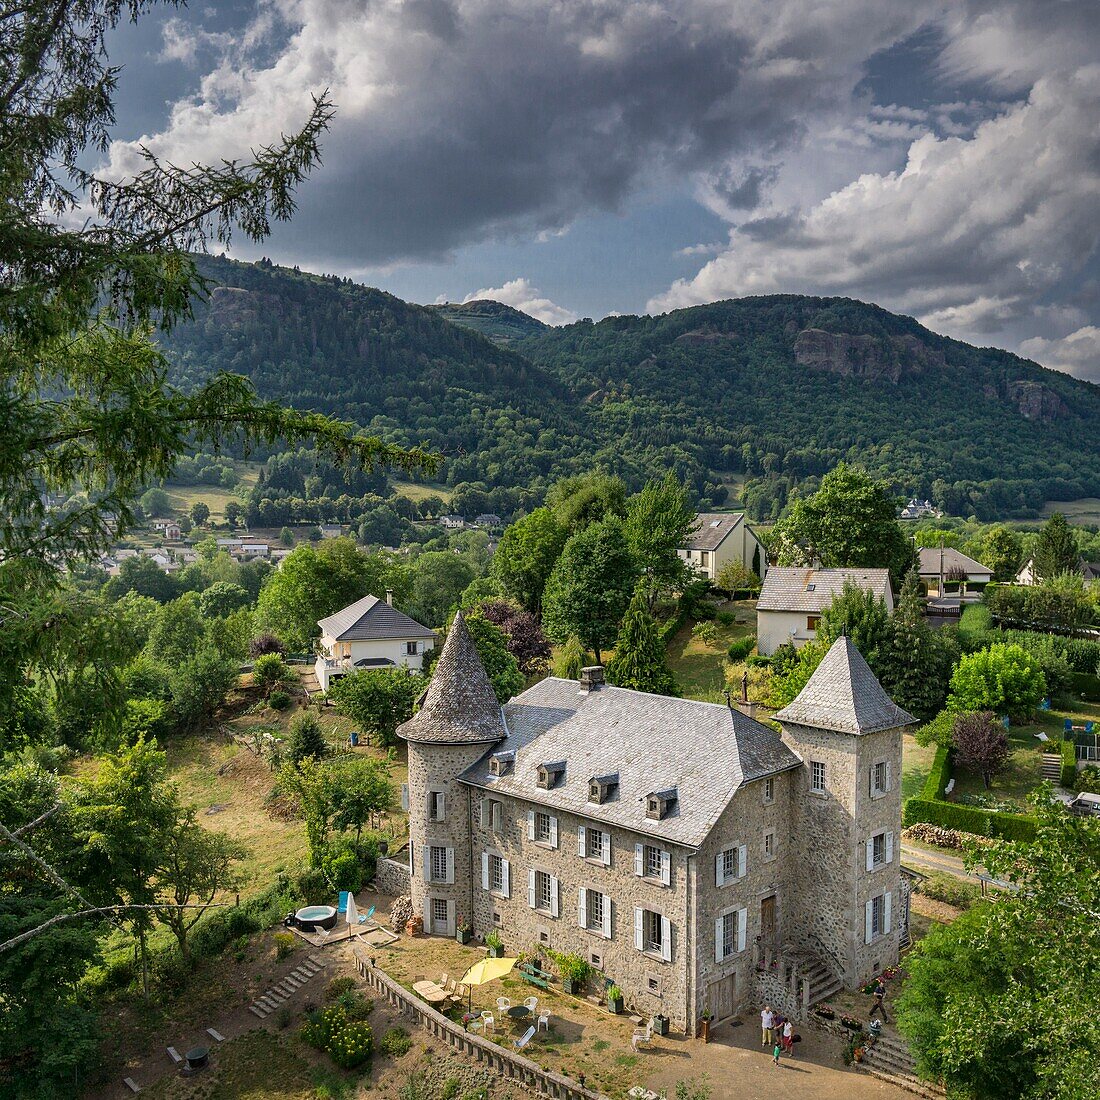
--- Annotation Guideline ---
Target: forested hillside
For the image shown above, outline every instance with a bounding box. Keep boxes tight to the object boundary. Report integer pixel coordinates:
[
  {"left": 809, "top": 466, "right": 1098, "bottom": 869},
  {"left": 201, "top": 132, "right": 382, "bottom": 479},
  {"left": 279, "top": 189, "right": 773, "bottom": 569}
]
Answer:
[{"left": 159, "top": 258, "right": 1100, "bottom": 518}]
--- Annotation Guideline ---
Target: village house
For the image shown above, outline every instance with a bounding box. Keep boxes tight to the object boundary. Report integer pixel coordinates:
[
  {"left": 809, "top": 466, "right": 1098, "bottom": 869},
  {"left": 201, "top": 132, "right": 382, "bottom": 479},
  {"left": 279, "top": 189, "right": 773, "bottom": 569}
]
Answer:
[
  {"left": 917, "top": 546, "right": 992, "bottom": 596},
  {"left": 162, "top": 521, "right": 182, "bottom": 541},
  {"left": 314, "top": 592, "right": 436, "bottom": 691},
  {"left": 440, "top": 515, "right": 466, "bottom": 529},
  {"left": 899, "top": 498, "right": 941, "bottom": 520},
  {"left": 474, "top": 513, "right": 502, "bottom": 529},
  {"left": 678, "top": 512, "right": 766, "bottom": 584},
  {"left": 398, "top": 613, "right": 910, "bottom": 1034},
  {"left": 756, "top": 567, "right": 894, "bottom": 655},
  {"left": 320, "top": 523, "right": 343, "bottom": 539},
  {"left": 1017, "top": 557, "right": 1100, "bottom": 586}
]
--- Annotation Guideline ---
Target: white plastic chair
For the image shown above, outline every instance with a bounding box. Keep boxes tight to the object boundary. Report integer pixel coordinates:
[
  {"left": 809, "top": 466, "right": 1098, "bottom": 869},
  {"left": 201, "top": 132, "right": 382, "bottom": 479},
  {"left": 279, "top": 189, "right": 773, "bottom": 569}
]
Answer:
[
  {"left": 481, "top": 1010, "right": 495, "bottom": 1033},
  {"left": 537, "top": 1011, "right": 550, "bottom": 1032},
  {"left": 524, "top": 996, "right": 538, "bottom": 1013},
  {"left": 497, "top": 996, "right": 510, "bottom": 1013},
  {"left": 632, "top": 1022, "right": 653, "bottom": 1051}
]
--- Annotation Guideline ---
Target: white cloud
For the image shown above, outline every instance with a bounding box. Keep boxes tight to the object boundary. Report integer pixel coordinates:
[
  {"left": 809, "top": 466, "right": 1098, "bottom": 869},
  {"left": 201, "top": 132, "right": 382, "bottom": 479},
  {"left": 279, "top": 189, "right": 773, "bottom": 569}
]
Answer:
[
  {"left": 1019, "top": 327, "right": 1100, "bottom": 383},
  {"left": 463, "top": 278, "right": 577, "bottom": 325},
  {"left": 156, "top": 16, "right": 232, "bottom": 66},
  {"left": 651, "top": 67, "right": 1100, "bottom": 355}
]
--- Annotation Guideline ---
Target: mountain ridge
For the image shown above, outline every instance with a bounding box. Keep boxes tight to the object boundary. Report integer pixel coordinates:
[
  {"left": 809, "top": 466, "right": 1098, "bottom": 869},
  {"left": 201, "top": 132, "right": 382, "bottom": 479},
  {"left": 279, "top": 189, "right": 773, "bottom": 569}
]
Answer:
[{"left": 156, "top": 256, "right": 1100, "bottom": 519}]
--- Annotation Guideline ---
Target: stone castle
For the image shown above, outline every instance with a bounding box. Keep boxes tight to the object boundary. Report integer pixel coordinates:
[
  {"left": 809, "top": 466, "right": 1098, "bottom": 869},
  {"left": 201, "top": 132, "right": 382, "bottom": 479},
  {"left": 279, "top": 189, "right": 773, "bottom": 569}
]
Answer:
[{"left": 398, "top": 611, "right": 912, "bottom": 1032}]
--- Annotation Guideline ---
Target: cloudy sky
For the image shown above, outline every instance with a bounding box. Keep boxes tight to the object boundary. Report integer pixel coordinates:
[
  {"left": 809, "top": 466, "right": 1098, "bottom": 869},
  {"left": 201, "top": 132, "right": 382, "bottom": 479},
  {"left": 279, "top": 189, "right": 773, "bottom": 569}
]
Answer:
[{"left": 106, "top": 1, "right": 1100, "bottom": 378}]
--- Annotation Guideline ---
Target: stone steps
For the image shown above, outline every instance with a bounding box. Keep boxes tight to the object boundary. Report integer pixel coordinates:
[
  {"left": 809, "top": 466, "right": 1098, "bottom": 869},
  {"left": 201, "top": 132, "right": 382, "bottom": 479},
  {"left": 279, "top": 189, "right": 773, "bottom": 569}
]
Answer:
[
  {"left": 247, "top": 955, "right": 326, "bottom": 1018},
  {"left": 861, "top": 1031, "right": 944, "bottom": 1098},
  {"left": 1040, "top": 757, "right": 1061, "bottom": 779}
]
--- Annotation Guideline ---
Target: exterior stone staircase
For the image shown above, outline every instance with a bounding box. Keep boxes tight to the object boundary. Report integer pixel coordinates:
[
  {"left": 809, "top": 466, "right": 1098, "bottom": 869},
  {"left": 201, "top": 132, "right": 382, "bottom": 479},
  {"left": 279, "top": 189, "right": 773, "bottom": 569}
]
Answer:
[
  {"left": 861, "top": 1028, "right": 944, "bottom": 1098},
  {"left": 753, "top": 943, "right": 841, "bottom": 1018}
]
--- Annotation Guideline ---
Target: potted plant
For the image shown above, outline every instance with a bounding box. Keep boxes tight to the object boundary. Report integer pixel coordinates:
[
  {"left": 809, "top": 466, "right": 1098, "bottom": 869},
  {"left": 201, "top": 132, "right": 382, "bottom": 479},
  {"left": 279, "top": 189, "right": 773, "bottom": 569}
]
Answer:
[
  {"left": 456, "top": 918, "right": 473, "bottom": 945},
  {"left": 699, "top": 1010, "right": 713, "bottom": 1043},
  {"left": 653, "top": 1014, "right": 670, "bottom": 1037},
  {"left": 606, "top": 985, "right": 624, "bottom": 1014},
  {"left": 557, "top": 953, "right": 589, "bottom": 995},
  {"left": 853, "top": 1046, "right": 865, "bottom": 1064},
  {"left": 485, "top": 930, "right": 504, "bottom": 958}
]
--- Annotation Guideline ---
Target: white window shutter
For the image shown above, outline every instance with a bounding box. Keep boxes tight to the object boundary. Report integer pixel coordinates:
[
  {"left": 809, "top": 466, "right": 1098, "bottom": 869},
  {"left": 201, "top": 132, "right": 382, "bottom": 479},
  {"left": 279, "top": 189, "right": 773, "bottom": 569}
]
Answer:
[
  {"left": 634, "top": 843, "right": 644, "bottom": 876},
  {"left": 886, "top": 831, "right": 894, "bottom": 864},
  {"left": 714, "top": 916, "right": 724, "bottom": 963},
  {"left": 866, "top": 838, "right": 875, "bottom": 872},
  {"left": 527, "top": 810, "right": 535, "bottom": 840},
  {"left": 738, "top": 844, "right": 747, "bottom": 879},
  {"left": 884, "top": 892, "right": 892, "bottom": 934},
  {"left": 601, "top": 897, "right": 612, "bottom": 939},
  {"left": 446, "top": 899, "right": 455, "bottom": 935},
  {"left": 422, "top": 847, "right": 431, "bottom": 881},
  {"left": 869, "top": 766, "right": 875, "bottom": 797},
  {"left": 737, "top": 908, "right": 747, "bottom": 953},
  {"left": 424, "top": 897, "right": 432, "bottom": 931},
  {"left": 660, "top": 916, "right": 672, "bottom": 962},
  {"left": 601, "top": 833, "right": 611, "bottom": 867},
  {"left": 492, "top": 801, "right": 502, "bottom": 832},
  {"left": 715, "top": 853, "right": 725, "bottom": 888},
  {"left": 425, "top": 790, "right": 433, "bottom": 817},
  {"left": 528, "top": 869, "right": 536, "bottom": 909},
  {"left": 438, "top": 790, "right": 446, "bottom": 821},
  {"left": 578, "top": 887, "right": 587, "bottom": 928},
  {"left": 886, "top": 762, "right": 892, "bottom": 792},
  {"left": 482, "top": 851, "right": 490, "bottom": 890},
  {"left": 634, "top": 907, "right": 644, "bottom": 951},
  {"left": 577, "top": 825, "right": 586, "bottom": 856},
  {"left": 660, "top": 849, "right": 671, "bottom": 886},
  {"left": 407, "top": 840, "right": 413, "bottom": 877},
  {"left": 479, "top": 798, "right": 488, "bottom": 829},
  {"left": 401, "top": 784, "right": 409, "bottom": 811},
  {"left": 549, "top": 816, "right": 559, "bottom": 849},
  {"left": 445, "top": 847, "right": 454, "bottom": 885},
  {"left": 550, "top": 876, "right": 560, "bottom": 918},
  {"left": 865, "top": 899, "right": 874, "bottom": 944},
  {"left": 501, "top": 859, "right": 510, "bottom": 898}
]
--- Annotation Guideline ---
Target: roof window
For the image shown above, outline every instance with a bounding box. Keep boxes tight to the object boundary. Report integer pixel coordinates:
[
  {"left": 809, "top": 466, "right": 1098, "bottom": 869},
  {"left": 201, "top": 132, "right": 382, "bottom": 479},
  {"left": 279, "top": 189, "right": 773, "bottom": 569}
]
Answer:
[
  {"left": 537, "top": 761, "right": 566, "bottom": 790},
  {"left": 588, "top": 773, "right": 619, "bottom": 804},
  {"left": 488, "top": 751, "right": 515, "bottom": 777},
  {"left": 646, "top": 787, "right": 678, "bottom": 821}
]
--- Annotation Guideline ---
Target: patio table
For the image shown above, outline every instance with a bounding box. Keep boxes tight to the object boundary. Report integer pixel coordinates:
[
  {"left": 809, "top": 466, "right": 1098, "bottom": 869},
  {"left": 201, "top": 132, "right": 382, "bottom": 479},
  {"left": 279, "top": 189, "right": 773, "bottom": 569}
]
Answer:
[
  {"left": 413, "top": 980, "right": 449, "bottom": 1005},
  {"left": 507, "top": 1005, "right": 531, "bottom": 1023}
]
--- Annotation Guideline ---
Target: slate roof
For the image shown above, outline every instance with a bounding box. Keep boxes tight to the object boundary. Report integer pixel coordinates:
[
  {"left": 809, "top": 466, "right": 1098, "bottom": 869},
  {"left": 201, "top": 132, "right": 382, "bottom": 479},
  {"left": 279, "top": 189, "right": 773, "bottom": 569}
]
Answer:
[
  {"left": 756, "top": 567, "right": 892, "bottom": 613},
  {"left": 917, "top": 547, "right": 992, "bottom": 576},
  {"left": 397, "top": 610, "right": 507, "bottom": 745},
  {"left": 317, "top": 594, "right": 436, "bottom": 642},
  {"left": 775, "top": 636, "right": 915, "bottom": 736},
  {"left": 686, "top": 512, "right": 745, "bottom": 552},
  {"left": 459, "top": 677, "right": 802, "bottom": 848}
]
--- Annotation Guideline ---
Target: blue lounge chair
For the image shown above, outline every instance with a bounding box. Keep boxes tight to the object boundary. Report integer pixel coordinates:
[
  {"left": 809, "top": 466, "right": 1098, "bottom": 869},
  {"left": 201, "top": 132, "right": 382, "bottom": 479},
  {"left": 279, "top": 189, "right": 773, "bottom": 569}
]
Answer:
[
  {"left": 359, "top": 905, "right": 376, "bottom": 926},
  {"left": 1086, "top": 721, "right": 1095, "bottom": 735},
  {"left": 1040, "top": 697, "right": 1052, "bottom": 711},
  {"left": 1001, "top": 715, "right": 1010, "bottom": 730},
  {"left": 1065, "top": 719, "right": 1074, "bottom": 735},
  {"left": 337, "top": 891, "right": 350, "bottom": 915}
]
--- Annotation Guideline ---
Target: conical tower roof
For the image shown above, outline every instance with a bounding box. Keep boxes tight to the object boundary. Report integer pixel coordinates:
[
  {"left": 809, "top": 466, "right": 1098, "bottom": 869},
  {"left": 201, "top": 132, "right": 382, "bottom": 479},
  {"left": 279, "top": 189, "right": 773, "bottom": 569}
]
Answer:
[
  {"left": 397, "top": 610, "right": 507, "bottom": 745},
  {"left": 774, "top": 635, "right": 915, "bottom": 736}
]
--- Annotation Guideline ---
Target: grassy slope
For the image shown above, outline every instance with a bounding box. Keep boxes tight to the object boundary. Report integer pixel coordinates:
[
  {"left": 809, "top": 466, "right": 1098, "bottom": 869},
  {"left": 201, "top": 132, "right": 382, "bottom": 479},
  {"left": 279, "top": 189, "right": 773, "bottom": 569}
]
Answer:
[
  {"left": 665, "top": 600, "right": 756, "bottom": 701},
  {"left": 162, "top": 461, "right": 260, "bottom": 523}
]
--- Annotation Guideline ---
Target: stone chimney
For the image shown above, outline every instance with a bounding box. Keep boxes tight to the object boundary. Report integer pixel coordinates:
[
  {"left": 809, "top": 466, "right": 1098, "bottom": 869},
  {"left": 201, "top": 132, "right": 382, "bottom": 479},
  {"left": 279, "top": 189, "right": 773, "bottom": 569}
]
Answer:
[
  {"left": 385, "top": 589, "right": 393, "bottom": 605},
  {"left": 579, "top": 666, "right": 605, "bottom": 693}
]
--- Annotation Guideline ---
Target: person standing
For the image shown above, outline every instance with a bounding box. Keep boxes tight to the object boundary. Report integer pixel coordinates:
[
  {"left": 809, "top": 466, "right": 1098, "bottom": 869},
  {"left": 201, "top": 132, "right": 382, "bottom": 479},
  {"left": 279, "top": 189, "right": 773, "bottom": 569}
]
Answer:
[
  {"left": 782, "top": 1019, "right": 794, "bottom": 1056},
  {"left": 772, "top": 1038, "right": 783, "bottom": 1067},
  {"left": 869, "top": 978, "right": 889, "bottom": 1023},
  {"left": 761, "top": 1005, "right": 775, "bottom": 1047}
]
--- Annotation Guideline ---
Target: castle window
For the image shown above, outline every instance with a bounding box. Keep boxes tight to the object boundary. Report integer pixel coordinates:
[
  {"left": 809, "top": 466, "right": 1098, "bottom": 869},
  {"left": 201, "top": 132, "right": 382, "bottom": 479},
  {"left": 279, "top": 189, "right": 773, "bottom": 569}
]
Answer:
[
  {"left": 479, "top": 798, "right": 504, "bottom": 832},
  {"left": 481, "top": 851, "right": 510, "bottom": 897},
  {"left": 432, "top": 898, "right": 448, "bottom": 925},
  {"left": 428, "top": 845, "right": 452, "bottom": 883},
  {"left": 866, "top": 830, "right": 894, "bottom": 871},
  {"left": 635, "top": 908, "right": 671, "bottom": 962},
  {"left": 489, "top": 751, "right": 514, "bottom": 777},
  {"left": 870, "top": 760, "right": 891, "bottom": 798},
  {"left": 810, "top": 761, "right": 827, "bottom": 794},
  {"left": 764, "top": 830, "right": 776, "bottom": 861},
  {"left": 584, "top": 889, "right": 605, "bottom": 932},
  {"left": 635, "top": 842, "right": 671, "bottom": 885},
  {"left": 588, "top": 772, "right": 619, "bottom": 804},
  {"left": 763, "top": 777, "right": 774, "bottom": 804},
  {"left": 646, "top": 845, "right": 662, "bottom": 878},
  {"left": 531, "top": 870, "right": 558, "bottom": 916},
  {"left": 865, "top": 891, "right": 892, "bottom": 943},
  {"left": 646, "top": 787, "right": 678, "bottom": 821},
  {"left": 427, "top": 790, "right": 445, "bottom": 821},
  {"left": 586, "top": 827, "right": 607, "bottom": 862},
  {"left": 716, "top": 844, "right": 746, "bottom": 886},
  {"left": 715, "top": 908, "right": 746, "bottom": 961}
]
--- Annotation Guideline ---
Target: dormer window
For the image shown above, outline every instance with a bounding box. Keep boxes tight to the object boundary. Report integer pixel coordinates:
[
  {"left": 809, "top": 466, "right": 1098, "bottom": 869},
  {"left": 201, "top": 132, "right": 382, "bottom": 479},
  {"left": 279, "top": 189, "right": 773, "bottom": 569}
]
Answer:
[
  {"left": 489, "top": 751, "right": 514, "bottom": 777},
  {"left": 537, "top": 761, "right": 566, "bottom": 790},
  {"left": 588, "top": 773, "right": 619, "bottom": 804},
  {"left": 646, "top": 788, "right": 678, "bottom": 821}
]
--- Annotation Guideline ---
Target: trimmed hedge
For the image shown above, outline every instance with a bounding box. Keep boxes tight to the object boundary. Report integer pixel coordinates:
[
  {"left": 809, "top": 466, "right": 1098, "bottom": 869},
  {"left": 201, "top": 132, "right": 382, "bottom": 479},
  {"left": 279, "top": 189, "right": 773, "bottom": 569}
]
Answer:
[
  {"left": 903, "top": 798, "right": 1036, "bottom": 841},
  {"left": 1060, "top": 739, "right": 1077, "bottom": 788},
  {"left": 921, "top": 745, "right": 953, "bottom": 801},
  {"left": 1069, "top": 672, "right": 1100, "bottom": 702}
]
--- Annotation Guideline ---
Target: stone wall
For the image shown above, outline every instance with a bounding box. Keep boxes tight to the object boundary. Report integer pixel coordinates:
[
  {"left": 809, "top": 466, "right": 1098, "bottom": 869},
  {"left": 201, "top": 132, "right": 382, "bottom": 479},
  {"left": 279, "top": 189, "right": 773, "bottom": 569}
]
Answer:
[
  {"left": 467, "top": 788, "right": 692, "bottom": 1030},
  {"left": 374, "top": 856, "right": 411, "bottom": 898}
]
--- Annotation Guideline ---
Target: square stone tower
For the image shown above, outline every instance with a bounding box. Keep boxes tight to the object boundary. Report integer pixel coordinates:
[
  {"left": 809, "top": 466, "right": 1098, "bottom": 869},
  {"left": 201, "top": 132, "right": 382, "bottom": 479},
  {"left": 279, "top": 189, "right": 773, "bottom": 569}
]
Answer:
[
  {"left": 398, "top": 610, "right": 506, "bottom": 938},
  {"left": 775, "top": 636, "right": 914, "bottom": 988}
]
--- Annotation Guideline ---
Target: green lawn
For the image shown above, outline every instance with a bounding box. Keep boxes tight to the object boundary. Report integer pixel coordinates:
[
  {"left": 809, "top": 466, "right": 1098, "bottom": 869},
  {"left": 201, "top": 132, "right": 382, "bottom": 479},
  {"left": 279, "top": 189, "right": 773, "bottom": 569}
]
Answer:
[
  {"left": 391, "top": 478, "right": 452, "bottom": 503},
  {"left": 665, "top": 600, "right": 757, "bottom": 701},
  {"left": 901, "top": 732, "right": 939, "bottom": 801},
  {"left": 163, "top": 460, "right": 260, "bottom": 522}
]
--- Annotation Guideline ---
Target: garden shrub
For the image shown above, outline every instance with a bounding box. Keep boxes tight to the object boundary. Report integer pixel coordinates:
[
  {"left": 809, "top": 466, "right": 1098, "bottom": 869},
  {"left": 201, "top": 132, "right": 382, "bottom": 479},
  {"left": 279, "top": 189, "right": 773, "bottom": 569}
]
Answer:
[
  {"left": 302, "top": 1004, "right": 374, "bottom": 1069},
  {"left": 957, "top": 605, "right": 993, "bottom": 652},
  {"left": 921, "top": 745, "right": 954, "bottom": 801},
  {"left": 326, "top": 976, "right": 358, "bottom": 1000},
  {"left": 915, "top": 872, "right": 982, "bottom": 910},
  {"left": 726, "top": 635, "right": 756, "bottom": 662},
  {"left": 1074, "top": 765, "right": 1100, "bottom": 793},
  {"left": 903, "top": 797, "right": 1036, "bottom": 841},
  {"left": 1069, "top": 672, "right": 1100, "bottom": 702},
  {"left": 333, "top": 990, "right": 374, "bottom": 1020},
  {"left": 715, "top": 610, "right": 736, "bottom": 627},
  {"left": 274, "top": 932, "right": 296, "bottom": 961},
  {"left": 1060, "top": 740, "right": 1078, "bottom": 788},
  {"left": 319, "top": 836, "right": 366, "bottom": 892},
  {"left": 380, "top": 1026, "right": 413, "bottom": 1057},
  {"left": 1063, "top": 637, "right": 1100, "bottom": 673},
  {"left": 268, "top": 689, "right": 291, "bottom": 711}
]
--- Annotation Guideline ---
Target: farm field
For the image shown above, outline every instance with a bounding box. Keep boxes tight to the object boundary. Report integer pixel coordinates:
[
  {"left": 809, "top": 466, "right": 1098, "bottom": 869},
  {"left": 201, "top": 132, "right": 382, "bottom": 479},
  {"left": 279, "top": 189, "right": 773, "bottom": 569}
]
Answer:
[
  {"left": 162, "top": 461, "right": 261, "bottom": 522},
  {"left": 1040, "top": 497, "right": 1100, "bottom": 525}
]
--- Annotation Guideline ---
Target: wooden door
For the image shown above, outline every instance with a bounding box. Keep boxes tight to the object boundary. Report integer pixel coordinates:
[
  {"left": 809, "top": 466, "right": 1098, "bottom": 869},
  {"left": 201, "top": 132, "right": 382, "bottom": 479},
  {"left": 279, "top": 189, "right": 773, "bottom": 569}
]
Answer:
[
  {"left": 707, "top": 974, "right": 736, "bottom": 1022},
  {"left": 761, "top": 895, "right": 776, "bottom": 942}
]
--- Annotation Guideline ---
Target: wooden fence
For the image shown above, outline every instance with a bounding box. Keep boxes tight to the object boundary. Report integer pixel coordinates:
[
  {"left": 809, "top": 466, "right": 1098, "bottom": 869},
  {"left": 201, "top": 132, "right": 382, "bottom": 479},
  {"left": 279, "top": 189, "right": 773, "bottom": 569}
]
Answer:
[{"left": 352, "top": 947, "right": 611, "bottom": 1100}]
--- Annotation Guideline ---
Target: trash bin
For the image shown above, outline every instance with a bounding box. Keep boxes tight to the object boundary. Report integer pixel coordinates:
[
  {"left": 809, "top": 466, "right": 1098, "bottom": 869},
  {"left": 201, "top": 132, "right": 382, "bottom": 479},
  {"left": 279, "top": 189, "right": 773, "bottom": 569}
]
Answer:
[{"left": 349, "top": 731, "right": 359, "bottom": 746}]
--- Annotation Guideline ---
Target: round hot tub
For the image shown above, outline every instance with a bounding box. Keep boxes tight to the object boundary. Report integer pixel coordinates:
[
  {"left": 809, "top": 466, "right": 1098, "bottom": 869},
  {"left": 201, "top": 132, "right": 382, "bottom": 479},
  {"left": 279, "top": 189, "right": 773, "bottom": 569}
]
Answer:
[{"left": 295, "top": 904, "right": 338, "bottom": 930}]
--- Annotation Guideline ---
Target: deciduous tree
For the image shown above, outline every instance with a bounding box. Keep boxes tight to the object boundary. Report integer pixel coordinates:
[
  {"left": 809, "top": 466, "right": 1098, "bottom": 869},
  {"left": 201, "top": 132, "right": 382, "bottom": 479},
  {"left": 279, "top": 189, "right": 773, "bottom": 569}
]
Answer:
[
  {"left": 490, "top": 507, "right": 567, "bottom": 614},
  {"left": 951, "top": 711, "right": 1010, "bottom": 789},
  {"left": 328, "top": 669, "right": 427, "bottom": 748},
  {"left": 947, "top": 643, "right": 1046, "bottom": 718},
  {"left": 623, "top": 474, "right": 695, "bottom": 597}
]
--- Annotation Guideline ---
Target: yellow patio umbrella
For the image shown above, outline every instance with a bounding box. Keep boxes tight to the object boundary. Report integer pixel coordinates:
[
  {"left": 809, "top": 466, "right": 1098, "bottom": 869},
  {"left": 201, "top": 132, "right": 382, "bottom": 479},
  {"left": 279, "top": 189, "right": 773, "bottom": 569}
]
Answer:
[{"left": 459, "top": 956, "right": 518, "bottom": 1017}]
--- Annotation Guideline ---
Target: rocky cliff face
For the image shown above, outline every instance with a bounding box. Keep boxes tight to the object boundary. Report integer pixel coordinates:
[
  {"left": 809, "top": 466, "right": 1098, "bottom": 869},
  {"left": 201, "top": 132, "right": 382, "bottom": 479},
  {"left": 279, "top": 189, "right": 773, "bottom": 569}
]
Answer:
[
  {"left": 982, "top": 379, "right": 1069, "bottom": 423},
  {"left": 793, "top": 328, "right": 945, "bottom": 383}
]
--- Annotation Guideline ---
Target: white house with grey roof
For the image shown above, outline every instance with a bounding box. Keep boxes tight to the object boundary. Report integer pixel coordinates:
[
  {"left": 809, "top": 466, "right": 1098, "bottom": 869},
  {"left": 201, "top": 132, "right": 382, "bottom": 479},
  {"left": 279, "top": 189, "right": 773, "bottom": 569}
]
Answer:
[
  {"left": 678, "top": 512, "right": 766, "bottom": 583},
  {"left": 756, "top": 567, "right": 894, "bottom": 655},
  {"left": 314, "top": 593, "right": 436, "bottom": 691},
  {"left": 398, "top": 612, "right": 911, "bottom": 1034}
]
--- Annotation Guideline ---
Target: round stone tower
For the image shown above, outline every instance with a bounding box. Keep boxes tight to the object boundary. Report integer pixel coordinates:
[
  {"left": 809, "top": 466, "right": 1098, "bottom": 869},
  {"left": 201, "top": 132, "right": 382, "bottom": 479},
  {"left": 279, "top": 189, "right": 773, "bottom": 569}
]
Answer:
[{"left": 398, "top": 610, "right": 506, "bottom": 937}]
